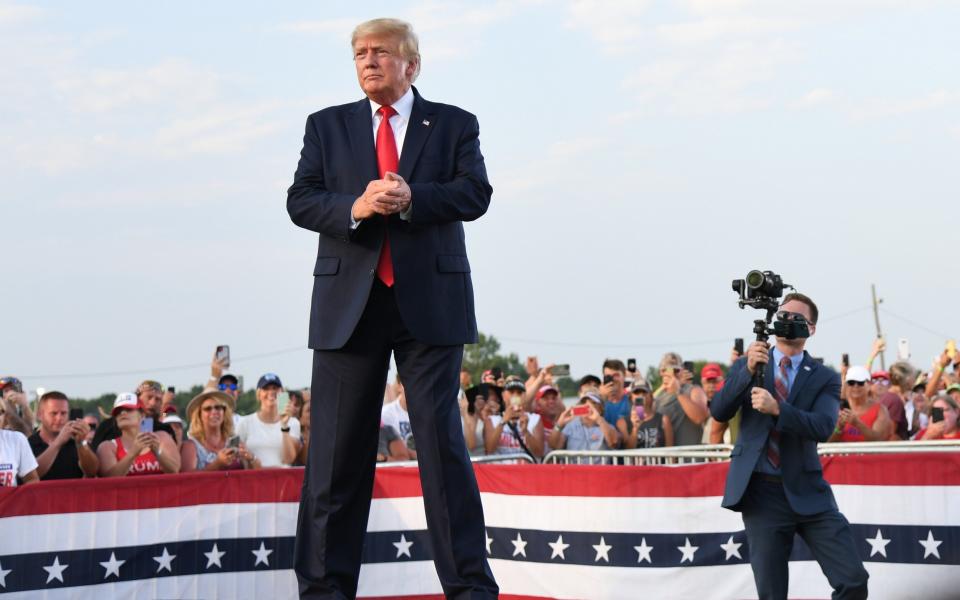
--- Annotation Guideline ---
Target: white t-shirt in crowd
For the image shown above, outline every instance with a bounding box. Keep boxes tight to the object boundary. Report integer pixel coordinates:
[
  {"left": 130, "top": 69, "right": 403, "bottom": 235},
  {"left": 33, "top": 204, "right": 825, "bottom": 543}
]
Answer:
[
  {"left": 381, "top": 400, "right": 414, "bottom": 449},
  {"left": 0, "top": 429, "right": 39, "bottom": 487},
  {"left": 235, "top": 413, "right": 301, "bottom": 468},
  {"left": 488, "top": 413, "right": 541, "bottom": 455}
]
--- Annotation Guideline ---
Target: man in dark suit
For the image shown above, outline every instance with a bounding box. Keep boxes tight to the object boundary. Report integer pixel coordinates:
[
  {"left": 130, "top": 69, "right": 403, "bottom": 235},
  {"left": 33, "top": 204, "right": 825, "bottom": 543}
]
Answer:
[
  {"left": 711, "top": 293, "right": 868, "bottom": 600},
  {"left": 286, "top": 17, "right": 498, "bottom": 600}
]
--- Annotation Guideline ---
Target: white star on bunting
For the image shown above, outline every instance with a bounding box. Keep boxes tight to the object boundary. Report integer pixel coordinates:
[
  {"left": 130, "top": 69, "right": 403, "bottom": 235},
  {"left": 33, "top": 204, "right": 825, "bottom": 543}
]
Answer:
[
  {"left": 204, "top": 543, "right": 226, "bottom": 568},
  {"left": 99, "top": 552, "right": 125, "bottom": 579},
  {"left": 393, "top": 534, "right": 413, "bottom": 559},
  {"left": 485, "top": 531, "right": 493, "bottom": 555},
  {"left": 252, "top": 542, "right": 273, "bottom": 566},
  {"left": 43, "top": 556, "right": 68, "bottom": 584},
  {"left": 634, "top": 538, "right": 653, "bottom": 564},
  {"left": 0, "top": 561, "right": 11, "bottom": 588},
  {"left": 548, "top": 535, "right": 570, "bottom": 560},
  {"left": 919, "top": 530, "right": 942, "bottom": 559},
  {"left": 511, "top": 533, "right": 528, "bottom": 557},
  {"left": 153, "top": 547, "right": 176, "bottom": 573},
  {"left": 866, "top": 529, "right": 891, "bottom": 558},
  {"left": 678, "top": 537, "right": 699, "bottom": 564},
  {"left": 720, "top": 535, "right": 742, "bottom": 560},
  {"left": 593, "top": 536, "right": 613, "bottom": 562}
]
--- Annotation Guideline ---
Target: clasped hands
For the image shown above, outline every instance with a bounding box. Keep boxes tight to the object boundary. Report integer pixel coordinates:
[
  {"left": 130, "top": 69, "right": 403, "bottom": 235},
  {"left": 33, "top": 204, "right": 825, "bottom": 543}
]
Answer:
[{"left": 352, "top": 172, "right": 411, "bottom": 220}]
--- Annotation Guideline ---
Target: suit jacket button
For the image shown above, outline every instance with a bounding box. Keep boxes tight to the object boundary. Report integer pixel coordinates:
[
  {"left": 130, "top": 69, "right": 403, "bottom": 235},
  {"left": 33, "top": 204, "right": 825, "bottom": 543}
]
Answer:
[{"left": 369, "top": 268, "right": 375, "bottom": 276}]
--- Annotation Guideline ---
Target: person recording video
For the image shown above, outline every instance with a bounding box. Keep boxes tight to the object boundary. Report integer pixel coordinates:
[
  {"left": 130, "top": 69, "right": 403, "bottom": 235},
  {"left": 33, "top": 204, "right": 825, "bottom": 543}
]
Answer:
[{"left": 710, "top": 292, "right": 868, "bottom": 600}]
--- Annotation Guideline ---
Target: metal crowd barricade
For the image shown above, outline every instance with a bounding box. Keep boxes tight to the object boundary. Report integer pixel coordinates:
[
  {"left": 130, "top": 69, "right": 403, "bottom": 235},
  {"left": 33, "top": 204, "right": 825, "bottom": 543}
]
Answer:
[
  {"left": 376, "top": 453, "right": 536, "bottom": 468},
  {"left": 817, "top": 439, "right": 960, "bottom": 455},
  {"left": 542, "top": 444, "right": 734, "bottom": 466},
  {"left": 540, "top": 440, "right": 960, "bottom": 465}
]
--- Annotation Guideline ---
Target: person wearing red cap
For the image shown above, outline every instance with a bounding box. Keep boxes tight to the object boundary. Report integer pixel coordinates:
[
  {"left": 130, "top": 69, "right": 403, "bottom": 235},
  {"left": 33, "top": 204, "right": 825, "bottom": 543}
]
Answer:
[
  {"left": 699, "top": 363, "right": 740, "bottom": 444},
  {"left": 533, "top": 384, "right": 564, "bottom": 446},
  {"left": 97, "top": 393, "right": 180, "bottom": 477}
]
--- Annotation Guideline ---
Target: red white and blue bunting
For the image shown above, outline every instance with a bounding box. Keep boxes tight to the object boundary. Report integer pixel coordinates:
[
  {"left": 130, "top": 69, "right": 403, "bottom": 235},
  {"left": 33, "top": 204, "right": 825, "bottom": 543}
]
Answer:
[{"left": 0, "top": 453, "right": 958, "bottom": 599}]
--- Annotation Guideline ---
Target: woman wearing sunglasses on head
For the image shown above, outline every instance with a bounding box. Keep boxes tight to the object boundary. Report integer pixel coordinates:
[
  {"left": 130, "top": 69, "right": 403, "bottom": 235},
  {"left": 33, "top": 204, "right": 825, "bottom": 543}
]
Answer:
[
  {"left": 829, "top": 365, "right": 892, "bottom": 442},
  {"left": 181, "top": 391, "right": 258, "bottom": 472}
]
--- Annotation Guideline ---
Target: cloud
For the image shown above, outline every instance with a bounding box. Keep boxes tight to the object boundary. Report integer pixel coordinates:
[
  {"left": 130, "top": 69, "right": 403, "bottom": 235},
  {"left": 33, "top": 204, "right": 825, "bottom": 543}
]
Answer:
[
  {"left": 621, "top": 39, "right": 798, "bottom": 115},
  {"left": 790, "top": 87, "right": 835, "bottom": 109},
  {"left": 854, "top": 90, "right": 960, "bottom": 120},
  {"left": 55, "top": 59, "right": 221, "bottom": 113},
  {"left": 272, "top": 17, "right": 357, "bottom": 35},
  {"left": 563, "top": 0, "right": 654, "bottom": 50},
  {"left": 154, "top": 102, "right": 284, "bottom": 155},
  {"left": 0, "top": 1, "right": 45, "bottom": 26},
  {"left": 655, "top": 15, "right": 799, "bottom": 45}
]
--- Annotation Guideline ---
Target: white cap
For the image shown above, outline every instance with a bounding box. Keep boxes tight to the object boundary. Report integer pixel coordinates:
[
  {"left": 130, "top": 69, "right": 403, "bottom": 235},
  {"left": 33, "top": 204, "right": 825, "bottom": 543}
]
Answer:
[
  {"left": 162, "top": 414, "right": 184, "bottom": 426},
  {"left": 846, "top": 365, "right": 871, "bottom": 383}
]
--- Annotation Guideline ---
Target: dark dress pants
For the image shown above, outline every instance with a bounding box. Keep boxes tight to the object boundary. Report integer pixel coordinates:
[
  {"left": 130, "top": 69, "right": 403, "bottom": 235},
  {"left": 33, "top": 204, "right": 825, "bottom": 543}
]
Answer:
[
  {"left": 741, "top": 476, "right": 869, "bottom": 600},
  {"left": 294, "top": 279, "right": 499, "bottom": 600}
]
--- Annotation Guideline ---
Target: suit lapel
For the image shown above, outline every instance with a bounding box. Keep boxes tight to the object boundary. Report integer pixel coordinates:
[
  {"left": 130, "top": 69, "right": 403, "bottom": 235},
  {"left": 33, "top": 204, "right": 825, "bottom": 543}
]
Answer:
[
  {"left": 398, "top": 88, "right": 436, "bottom": 180},
  {"left": 345, "top": 99, "right": 379, "bottom": 185},
  {"left": 787, "top": 352, "right": 815, "bottom": 406}
]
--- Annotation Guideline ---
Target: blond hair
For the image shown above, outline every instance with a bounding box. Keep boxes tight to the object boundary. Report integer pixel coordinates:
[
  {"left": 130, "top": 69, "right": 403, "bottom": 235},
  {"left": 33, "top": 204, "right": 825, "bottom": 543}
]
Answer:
[
  {"left": 351, "top": 18, "right": 420, "bottom": 81},
  {"left": 189, "top": 397, "right": 235, "bottom": 444}
]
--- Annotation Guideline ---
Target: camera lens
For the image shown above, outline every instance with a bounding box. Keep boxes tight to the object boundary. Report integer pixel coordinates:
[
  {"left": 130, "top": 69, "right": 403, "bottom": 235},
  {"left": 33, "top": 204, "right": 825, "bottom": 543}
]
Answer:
[{"left": 746, "top": 270, "right": 765, "bottom": 289}]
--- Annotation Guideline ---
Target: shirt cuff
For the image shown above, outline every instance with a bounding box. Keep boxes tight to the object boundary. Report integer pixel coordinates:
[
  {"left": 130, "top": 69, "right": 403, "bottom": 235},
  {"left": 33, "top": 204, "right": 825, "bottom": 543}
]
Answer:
[
  {"left": 349, "top": 214, "right": 360, "bottom": 230},
  {"left": 399, "top": 200, "right": 413, "bottom": 222}
]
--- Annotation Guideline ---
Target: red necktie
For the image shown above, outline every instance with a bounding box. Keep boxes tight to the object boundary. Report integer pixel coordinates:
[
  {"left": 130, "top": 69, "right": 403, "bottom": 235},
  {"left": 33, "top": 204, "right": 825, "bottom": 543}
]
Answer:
[
  {"left": 766, "top": 356, "right": 792, "bottom": 468},
  {"left": 375, "top": 105, "right": 398, "bottom": 287}
]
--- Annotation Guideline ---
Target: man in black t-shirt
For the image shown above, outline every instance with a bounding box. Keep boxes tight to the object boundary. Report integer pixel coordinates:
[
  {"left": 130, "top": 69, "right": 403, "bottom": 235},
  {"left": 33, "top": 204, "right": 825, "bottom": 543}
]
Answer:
[
  {"left": 91, "top": 380, "right": 176, "bottom": 450},
  {"left": 29, "top": 391, "right": 98, "bottom": 479}
]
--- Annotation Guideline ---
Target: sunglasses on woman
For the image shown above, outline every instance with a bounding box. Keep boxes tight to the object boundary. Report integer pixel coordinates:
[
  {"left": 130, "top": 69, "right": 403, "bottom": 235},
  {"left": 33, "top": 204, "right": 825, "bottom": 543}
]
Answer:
[
  {"left": 846, "top": 381, "right": 867, "bottom": 387},
  {"left": 202, "top": 405, "right": 227, "bottom": 412}
]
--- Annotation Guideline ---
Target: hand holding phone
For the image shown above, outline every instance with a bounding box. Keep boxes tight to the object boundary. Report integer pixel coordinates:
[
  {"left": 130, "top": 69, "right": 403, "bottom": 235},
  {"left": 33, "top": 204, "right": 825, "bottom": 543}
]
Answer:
[
  {"left": 897, "top": 338, "right": 910, "bottom": 361},
  {"left": 572, "top": 405, "right": 590, "bottom": 417},
  {"left": 551, "top": 364, "right": 571, "bottom": 378},
  {"left": 931, "top": 406, "right": 945, "bottom": 423},
  {"left": 627, "top": 358, "right": 637, "bottom": 373},
  {"left": 215, "top": 345, "right": 231, "bottom": 369},
  {"left": 734, "top": 338, "right": 744, "bottom": 356},
  {"left": 525, "top": 356, "right": 539, "bottom": 376},
  {"left": 277, "top": 392, "right": 290, "bottom": 415},
  {"left": 140, "top": 417, "right": 154, "bottom": 433}
]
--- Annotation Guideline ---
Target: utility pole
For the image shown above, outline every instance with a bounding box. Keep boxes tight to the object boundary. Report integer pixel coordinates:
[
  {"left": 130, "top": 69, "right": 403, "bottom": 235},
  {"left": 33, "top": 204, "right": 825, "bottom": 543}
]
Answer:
[{"left": 871, "top": 284, "right": 885, "bottom": 370}]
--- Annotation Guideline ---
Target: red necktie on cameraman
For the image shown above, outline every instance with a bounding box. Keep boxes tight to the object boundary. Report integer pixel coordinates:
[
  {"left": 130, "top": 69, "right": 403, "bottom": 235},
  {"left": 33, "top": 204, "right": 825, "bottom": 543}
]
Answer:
[
  {"left": 767, "top": 356, "right": 792, "bottom": 469},
  {"left": 375, "top": 105, "right": 398, "bottom": 287}
]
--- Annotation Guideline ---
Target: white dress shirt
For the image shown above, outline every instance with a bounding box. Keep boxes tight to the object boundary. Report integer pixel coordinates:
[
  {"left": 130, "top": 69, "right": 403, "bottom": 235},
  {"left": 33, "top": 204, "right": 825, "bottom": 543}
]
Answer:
[
  {"left": 368, "top": 86, "right": 414, "bottom": 158},
  {"left": 350, "top": 86, "right": 415, "bottom": 228}
]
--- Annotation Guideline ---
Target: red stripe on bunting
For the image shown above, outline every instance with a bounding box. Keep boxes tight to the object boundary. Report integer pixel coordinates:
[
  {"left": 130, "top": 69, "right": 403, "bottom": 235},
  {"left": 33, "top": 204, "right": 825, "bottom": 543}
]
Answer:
[
  {"left": 0, "top": 468, "right": 303, "bottom": 518},
  {"left": 2, "top": 452, "right": 958, "bottom": 516},
  {"left": 371, "top": 452, "right": 960, "bottom": 498}
]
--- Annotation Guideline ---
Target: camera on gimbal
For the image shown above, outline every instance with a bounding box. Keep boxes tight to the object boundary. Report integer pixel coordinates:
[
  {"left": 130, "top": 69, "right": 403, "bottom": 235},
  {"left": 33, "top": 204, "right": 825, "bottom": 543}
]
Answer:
[
  {"left": 732, "top": 270, "right": 811, "bottom": 385},
  {"left": 731, "top": 270, "right": 810, "bottom": 341}
]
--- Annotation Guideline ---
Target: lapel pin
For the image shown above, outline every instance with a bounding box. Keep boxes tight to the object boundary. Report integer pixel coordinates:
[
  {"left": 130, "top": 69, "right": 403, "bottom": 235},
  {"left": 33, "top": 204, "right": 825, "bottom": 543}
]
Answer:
[
  {"left": 422, "top": 119, "right": 430, "bottom": 126},
  {"left": 803, "top": 366, "right": 811, "bottom": 371}
]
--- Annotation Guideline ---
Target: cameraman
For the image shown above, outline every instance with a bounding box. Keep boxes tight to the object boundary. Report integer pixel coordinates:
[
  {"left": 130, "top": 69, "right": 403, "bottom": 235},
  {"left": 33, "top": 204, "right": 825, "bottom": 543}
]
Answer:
[{"left": 710, "top": 293, "right": 868, "bottom": 600}]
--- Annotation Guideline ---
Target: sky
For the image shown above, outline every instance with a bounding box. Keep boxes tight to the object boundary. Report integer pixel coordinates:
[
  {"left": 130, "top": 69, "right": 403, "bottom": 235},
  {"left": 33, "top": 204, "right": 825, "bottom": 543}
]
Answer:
[{"left": 2, "top": 0, "right": 959, "bottom": 399}]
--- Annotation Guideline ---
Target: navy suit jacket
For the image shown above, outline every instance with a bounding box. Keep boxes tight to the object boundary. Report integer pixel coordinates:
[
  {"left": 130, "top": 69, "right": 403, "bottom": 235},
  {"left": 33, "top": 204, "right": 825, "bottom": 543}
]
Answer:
[
  {"left": 710, "top": 349, "right": 841, "bottom": 515},
  {"left": 287, "top": 87, "right": 491, "bottom": 350}
]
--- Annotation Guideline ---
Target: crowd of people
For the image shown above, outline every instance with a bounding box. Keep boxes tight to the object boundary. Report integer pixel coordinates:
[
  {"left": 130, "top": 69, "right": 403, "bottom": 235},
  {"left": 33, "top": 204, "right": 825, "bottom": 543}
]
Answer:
[
  {"left": 0, "top": 351, "right": 310, "bottom": 486},
  {"left": 1, "top": 338, "right": 959, "bottom": 485}
]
